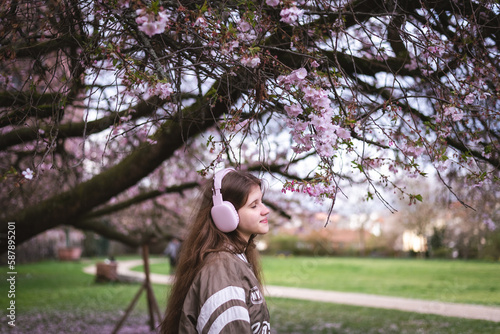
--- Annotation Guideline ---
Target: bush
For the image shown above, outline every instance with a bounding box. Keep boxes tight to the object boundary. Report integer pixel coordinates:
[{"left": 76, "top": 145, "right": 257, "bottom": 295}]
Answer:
[
  {"left": 264, "top": 233, "right": 387, "bottom": 257},
  {"left": 431, "top": 247, "right": 452, "bottom": 259},
  {"left": 264, "top": 235, "right": 304, "bottom": 256},
  {"left": 480, "top": 230, "right": 500, "bottom": 261}
]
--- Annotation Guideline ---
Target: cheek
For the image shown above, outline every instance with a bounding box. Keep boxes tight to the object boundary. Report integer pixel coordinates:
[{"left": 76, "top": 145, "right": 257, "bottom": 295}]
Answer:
[{"left": 238, "top": 209, "right": 257, "bottom": 225}]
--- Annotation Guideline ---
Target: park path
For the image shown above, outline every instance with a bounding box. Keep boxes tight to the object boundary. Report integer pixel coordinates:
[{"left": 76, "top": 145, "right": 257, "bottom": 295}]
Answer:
[{"left": 83, "top": 259, "right": 500, "bottom": 323}]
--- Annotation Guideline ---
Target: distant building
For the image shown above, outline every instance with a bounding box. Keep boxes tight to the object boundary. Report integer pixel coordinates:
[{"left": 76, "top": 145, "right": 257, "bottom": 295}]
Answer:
[{"left": 402, "top": 230, "right": 427, "bottom": 252}]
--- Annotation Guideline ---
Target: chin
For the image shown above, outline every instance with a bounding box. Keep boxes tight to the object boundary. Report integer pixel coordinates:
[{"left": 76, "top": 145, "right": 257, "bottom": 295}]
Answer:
[{"left": 259, "top": 227, "right": 270, "bottom": 235}]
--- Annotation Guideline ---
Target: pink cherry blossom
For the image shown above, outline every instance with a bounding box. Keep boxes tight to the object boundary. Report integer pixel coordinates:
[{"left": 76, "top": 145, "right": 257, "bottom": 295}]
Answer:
[
  {"left": 284, "top": 104, "right": 303, "bottom": 117},
  {"left": 266, "top": 0, "right": 280, "bottom": 7},
  {"left": 240, "top": 56, "right": 261, "bottom": 68},
  {"left": 388, "top": 164, "right": 399, "bottom": 174},
  {"left": 149, "top": 82, "right": 173, "bottom": 99},
  {"left": 443, "top": 106, "right": 465, "bottom": 121},
  {"left": 140, "top": 21, "right": 163, "bottom": 37},
  {"left": 333, "top": 125, "right": 351, "bottom": 140},
  {"left": 238, "top": 21, "right": 252, "bottom": 32},
  {"left": 194, "top": 17, "right": 207, "bottom": 27},
  {"left": 135, "top": 9, "right": 170, "bottom": 37},
  {"left": 278, "top": 68, "right": 308, "bottom": 88},
  {"left": 158, "top": 11, "right": 170, "bottom": 23},
  {"left": 287, "top": 118, "right": 308, "bottom": 132},
  {"left": 280, "top": 5, "right": 304, "bottom": 25},
  {"left": 320, "top": 129, "right": 338, "bottom": 144},
  {"left": 22, "top": 168, "right": 34, "bottom": 180},
  {"left": 464, "top": 93, "right": 475, "bottom": 104},
  {"left": 427, "top": 45, "right": 444, "bottom": 57},
  {"left": 221, "top": 40, "right": 239, "bottom": 54},
  {"left": 236, "top": 20, "right": 257, "bottom": 42},
  {"left": 291, "top": 67, "right": 307, "bottom": 81},
  {"left": 443, "top": 106, "right": 456, "bottom": 116},
  {"left": 434, "top": 159, "right": 451, "bottom": 172},
  {"left": 404, "top": 145, "right": 426, "bottom": 158},
  {"left": 315, "top": 141, "right": 335, "bottom": 157},
  {"left": 404, "top": 58, "right": 418, "bottom": 71},
  {"left": 451, "top": 112, "right": 465, "bottom": 121},
  {"left": 120, "top": 115, "right": 132, "bottom": 122},
  {"left": 302, "top": 86, "right": 316, "bottom": 99},
  {"left": 302, "top": 86, "right": 331, "bottom": 110},
  {"left": 237, "top": 31, "right": 257, "bottom": 42},
  {"left": 291, "top": 137, "right": 308, "bottom": 152},
  {"left": 135, "top": 9, "right": 148, "bottom": 24},
  {"left": 309, "top": 114, "right": 327, "bottom": 130}
]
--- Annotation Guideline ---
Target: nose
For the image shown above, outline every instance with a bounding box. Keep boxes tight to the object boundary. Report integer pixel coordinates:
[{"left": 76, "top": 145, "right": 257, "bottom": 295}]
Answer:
[{"left": 261, "top": 204, "right": 270, "bottom": 216}]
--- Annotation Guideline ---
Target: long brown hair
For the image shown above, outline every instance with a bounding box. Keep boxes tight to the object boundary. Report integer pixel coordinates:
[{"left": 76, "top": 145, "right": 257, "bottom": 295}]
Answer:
[{"left": 159, "top": 170, "right": 264, "bottom": 334}]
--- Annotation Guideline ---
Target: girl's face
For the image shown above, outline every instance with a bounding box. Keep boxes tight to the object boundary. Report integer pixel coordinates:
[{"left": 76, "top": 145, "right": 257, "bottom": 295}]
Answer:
[{"left": 237, "top": 185, "right": 270, "bottom": 242}]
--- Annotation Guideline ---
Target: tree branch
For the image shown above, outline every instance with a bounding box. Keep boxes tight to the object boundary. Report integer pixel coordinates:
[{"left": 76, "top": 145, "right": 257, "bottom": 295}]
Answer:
[
  {"left": 82, "top": 181, "right": 199, "bottom": 220},
  {"left": 2, "top": 74, "right": 242, "bottom": 245},
  {"left": 72, "top": 220, "right": 142, "bottom": 248},
  {"left": 0, "top": 96, "right": 162, "bottom": 150}
]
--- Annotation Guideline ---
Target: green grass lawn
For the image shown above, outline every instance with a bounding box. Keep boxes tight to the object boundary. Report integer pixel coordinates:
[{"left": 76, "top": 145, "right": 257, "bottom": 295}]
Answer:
[
  {"left": 262, "top": 256, "right": 500, "bottom": 306},
  {"left": 10, "top": 259, "right": 167, "bottom": 314},
  {"left": 1, "top": 256, "right": 499, "bottom": 333},
  {"left": 268, "top": 298, "right": 500, "bottom": 334},
  {"left": 1, "top": 258, "right": 169, "bottom": 333},
  {"left": 138, "top": 255, "right": 500, "bottom": 306}
]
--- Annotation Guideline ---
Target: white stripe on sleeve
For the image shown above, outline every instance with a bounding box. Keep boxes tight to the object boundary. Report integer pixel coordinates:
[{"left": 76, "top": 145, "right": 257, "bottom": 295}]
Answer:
[
  {"left": 197, "top": 286, "right": 246, "bottom": 333},
  {"left": 236, "top": 253, "right": 248, "bottom": 263},
  {"left": 207, "top": 306, "right": 250, "bottom": 334}
]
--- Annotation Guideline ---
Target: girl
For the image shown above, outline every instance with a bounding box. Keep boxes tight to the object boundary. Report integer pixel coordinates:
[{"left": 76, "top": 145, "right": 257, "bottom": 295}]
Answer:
[{"left": 160, "top": 168, "right": 271, "bottom": 334}]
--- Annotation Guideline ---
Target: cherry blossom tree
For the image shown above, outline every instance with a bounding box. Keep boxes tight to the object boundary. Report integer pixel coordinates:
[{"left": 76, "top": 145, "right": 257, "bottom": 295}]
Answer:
[{"left": 1, "top": 0, "right": 499, "bottom": 247}]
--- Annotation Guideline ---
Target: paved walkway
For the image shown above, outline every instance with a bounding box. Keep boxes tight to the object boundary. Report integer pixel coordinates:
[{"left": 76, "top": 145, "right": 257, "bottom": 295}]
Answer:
[{"left": 83, "top": 259, "right": 500, "bottom": 323}]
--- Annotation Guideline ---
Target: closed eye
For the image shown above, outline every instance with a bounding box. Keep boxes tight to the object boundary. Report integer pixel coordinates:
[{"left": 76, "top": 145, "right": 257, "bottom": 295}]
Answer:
[{"left": 250, "top": 200, "right": 261, "bottom": 208}]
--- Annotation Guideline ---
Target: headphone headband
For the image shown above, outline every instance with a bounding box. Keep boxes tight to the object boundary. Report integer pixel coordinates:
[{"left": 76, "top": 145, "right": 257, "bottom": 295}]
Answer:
[{"left": 213, "top": 168, "right": 235, "bottom": 198}]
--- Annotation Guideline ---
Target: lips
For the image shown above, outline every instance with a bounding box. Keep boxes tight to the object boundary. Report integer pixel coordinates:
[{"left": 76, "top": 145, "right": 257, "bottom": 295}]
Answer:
[{"left": 260, "top": 218, "right": 268, "bottom": 224}]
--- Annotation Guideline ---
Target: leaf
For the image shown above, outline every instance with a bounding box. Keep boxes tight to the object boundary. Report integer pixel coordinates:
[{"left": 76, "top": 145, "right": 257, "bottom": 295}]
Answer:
[{"left": 351, "top": 161, "right": 364, "bottom": 172}]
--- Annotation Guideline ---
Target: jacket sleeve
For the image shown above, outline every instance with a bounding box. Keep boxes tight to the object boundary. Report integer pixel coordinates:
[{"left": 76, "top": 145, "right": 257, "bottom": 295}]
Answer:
[{"left": 179, "top": 255, "right": 252, "bottom": 334}]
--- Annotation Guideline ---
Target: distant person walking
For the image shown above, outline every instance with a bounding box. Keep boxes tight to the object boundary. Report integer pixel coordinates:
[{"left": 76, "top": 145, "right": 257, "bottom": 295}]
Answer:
[
  {"left": 164, "top": 238, "right": 181, "bottom": 274},
  {"left": 160, "top": 168, "right": 271, "bottom": 333}
]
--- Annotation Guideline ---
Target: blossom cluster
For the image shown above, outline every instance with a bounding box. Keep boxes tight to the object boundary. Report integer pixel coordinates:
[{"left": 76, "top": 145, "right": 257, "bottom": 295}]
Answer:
[
  {"left": 237, "top": 20, "right": 257, "bottom": 43},
  {"left": 279, "top": 4, "right": 304, "bottom": 25},
  {"left": 443, "top": 106, "right": 466, "bottom": 122},
  {"left": 148, "top": 82, "right": 173, "bottom": 99},
  {"left": 282, "top": 179, "right": 336, "bottom": 203},
  {"left": 236, "top": 19, "right": 261, "bottom": 67},
  {"left": 402, "top": 143, "right": 426, "bottom": 158},
  {"left": 240, "top": 56, "right": 261, "bottom": 68},
  {"left": 278, "top": 68, "right": 351, "bottom": 157},
  {"left": 221, "top": 40, "right": 239, "bottom": 55},
  {"left": 135, "top": 9, "right": 170, "bottom": 37},
  {"left": 265, "top": 0, "right": 305, "bottom": 25},
  {"left": 95, "top": 1, "right": 500, "bottom": 202},
  {"left": 266, "top": 0, "right": 280, "bottom": 6}
]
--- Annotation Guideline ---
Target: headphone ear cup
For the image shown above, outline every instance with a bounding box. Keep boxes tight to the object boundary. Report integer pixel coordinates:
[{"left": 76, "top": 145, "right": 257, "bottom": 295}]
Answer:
[{"left": 211, "top": 201, "right": 239, "bottom": 232}]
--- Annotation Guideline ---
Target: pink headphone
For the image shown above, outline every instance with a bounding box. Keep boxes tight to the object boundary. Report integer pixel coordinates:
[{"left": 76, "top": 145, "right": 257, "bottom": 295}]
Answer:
[{"left": 211, "top": 168, "right": 240, "bottom": 232}]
